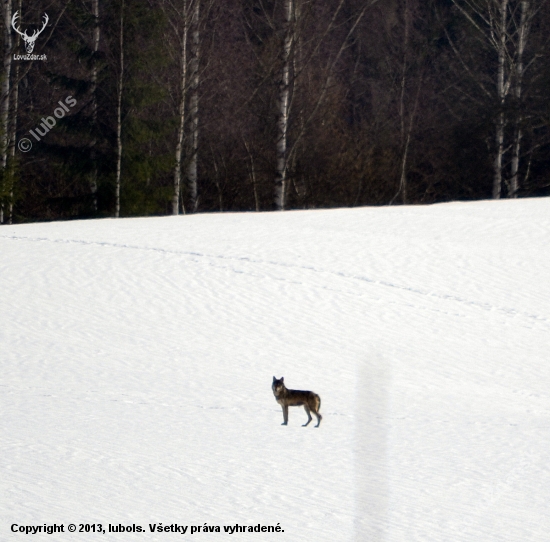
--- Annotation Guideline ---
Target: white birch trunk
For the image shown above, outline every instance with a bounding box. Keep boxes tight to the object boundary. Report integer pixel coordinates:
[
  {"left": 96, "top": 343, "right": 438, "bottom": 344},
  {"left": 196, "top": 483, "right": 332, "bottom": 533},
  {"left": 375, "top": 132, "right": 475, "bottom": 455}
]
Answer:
[
  {"left": 249, "top": 155, "right": 259, "bottom": 212},
  {"left": 1, "top": 0, "right": 13, "bottom": 224},
  {"left": 244, "top": 138, "right": 259, "bottom": 212},
  {"left": 115, "top": 0, "right": 124, "bottom": 218},
  {"left": 493, "top": 0, "right": 509, "bottom": 200},
  {"left": 274, "top": 0, "right": 293, "bottom": 211},
  {"left": 397, "top": 0, "right": 410, "bottom": 205},
  {"left": 7, "top": 53, "right": 19, "bottom": 224},
  {"left": 290, "top": 0, "right": 307, "bottom": 200},
  {"left": 5, "top": 0, "right": 20, "bottom": 224},
  {"left": 510, "top": 0, "right": 529, "bottom": 198},
  {"left": 89, "top": 0, "right": 100, "bottom": 212},
  {"left": 172, "top": 0, "right": 189, "bottom": 215},
  {"left": 186, "top": 0, "right": 199, "bottom": 213}
]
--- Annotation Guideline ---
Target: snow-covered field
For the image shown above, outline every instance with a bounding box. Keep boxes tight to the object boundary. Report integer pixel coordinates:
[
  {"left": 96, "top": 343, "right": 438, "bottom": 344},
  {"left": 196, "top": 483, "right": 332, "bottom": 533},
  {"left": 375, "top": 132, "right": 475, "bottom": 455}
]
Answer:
[{"left": 1, "top": 199, "right": 549, "bottom": 541}]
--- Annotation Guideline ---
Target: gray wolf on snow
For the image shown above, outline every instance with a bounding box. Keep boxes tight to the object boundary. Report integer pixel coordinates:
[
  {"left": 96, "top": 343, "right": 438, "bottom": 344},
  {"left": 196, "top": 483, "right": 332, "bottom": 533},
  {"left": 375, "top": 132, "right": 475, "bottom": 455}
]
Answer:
[{"left": 272, "top": 376, "right": 322, "bottom": 427}]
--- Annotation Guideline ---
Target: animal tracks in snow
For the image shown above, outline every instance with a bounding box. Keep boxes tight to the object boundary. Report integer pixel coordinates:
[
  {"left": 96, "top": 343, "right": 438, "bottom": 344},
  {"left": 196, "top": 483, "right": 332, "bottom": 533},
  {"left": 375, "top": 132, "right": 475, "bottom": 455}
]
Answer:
[{"left": 2, "top": 233, "right": 547, "bottom": 329}]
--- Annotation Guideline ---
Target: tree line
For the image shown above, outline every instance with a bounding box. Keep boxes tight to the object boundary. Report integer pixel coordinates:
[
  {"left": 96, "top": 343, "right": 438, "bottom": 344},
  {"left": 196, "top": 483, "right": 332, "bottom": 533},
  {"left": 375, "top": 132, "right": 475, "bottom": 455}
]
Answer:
[{"left": 1, "top": 0, "right": 549, "bottom": 223}]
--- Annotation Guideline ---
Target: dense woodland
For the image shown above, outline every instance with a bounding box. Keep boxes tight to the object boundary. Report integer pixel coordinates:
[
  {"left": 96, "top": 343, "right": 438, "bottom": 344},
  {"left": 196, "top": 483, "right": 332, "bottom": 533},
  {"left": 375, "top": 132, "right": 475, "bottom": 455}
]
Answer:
[{"left": 1, "top": 0, "right": 549, "bottom": 222}]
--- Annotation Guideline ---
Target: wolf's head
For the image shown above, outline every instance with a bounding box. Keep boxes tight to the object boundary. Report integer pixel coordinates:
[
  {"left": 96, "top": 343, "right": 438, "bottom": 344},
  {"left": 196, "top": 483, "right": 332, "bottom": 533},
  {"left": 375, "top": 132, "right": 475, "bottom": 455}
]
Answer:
[{"left": 272, "top": 376, "right": 286, "bottom": 396}]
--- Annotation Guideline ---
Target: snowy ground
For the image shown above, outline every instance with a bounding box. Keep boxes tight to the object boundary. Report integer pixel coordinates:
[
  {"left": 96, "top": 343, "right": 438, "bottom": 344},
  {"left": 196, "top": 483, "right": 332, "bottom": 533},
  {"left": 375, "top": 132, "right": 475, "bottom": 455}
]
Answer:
[{"left": 1, "top": 199, "right": 549, "bottom": 541}]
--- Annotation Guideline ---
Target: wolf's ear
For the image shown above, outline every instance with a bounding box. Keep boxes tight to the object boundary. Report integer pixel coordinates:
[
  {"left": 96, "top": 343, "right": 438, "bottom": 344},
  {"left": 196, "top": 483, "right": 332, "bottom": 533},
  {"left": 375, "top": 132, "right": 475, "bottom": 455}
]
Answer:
[
  {"left": 281, "top": 377, "right": 284, "bottom": 382},
  {"left": 273, "top": 376, "right": 276, "bottom": 382}
]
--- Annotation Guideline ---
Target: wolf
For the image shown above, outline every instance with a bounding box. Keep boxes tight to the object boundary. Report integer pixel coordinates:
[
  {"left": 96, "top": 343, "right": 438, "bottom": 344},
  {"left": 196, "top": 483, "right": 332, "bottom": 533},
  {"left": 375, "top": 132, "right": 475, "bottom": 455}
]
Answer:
[{"left": 272, "top": 376, "right": 322, "bottom": 427}]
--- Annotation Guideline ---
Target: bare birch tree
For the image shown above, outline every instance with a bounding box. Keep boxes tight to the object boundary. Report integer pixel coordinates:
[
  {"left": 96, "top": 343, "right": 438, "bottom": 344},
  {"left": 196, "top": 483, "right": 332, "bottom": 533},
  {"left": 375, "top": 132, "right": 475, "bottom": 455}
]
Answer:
[
  {"left": 89, "top": 0, "right": 101, "bottom": 212},
  {"left": 509, "top": 0, "right": 530, "bottom": 197},
  {"left": 493, "top": 0, "right": 509, "bottom": 199},
  {"left": 6, "top": 0, "right": 20, "bottom": 224},
  {"left": 273, "top": 0, "right": 293, "bottom": 210},
  {"left": 394, "top": 0, "right": 412, "bottom": 205},
  {"left": 450, "top": 0, "right": 543, "bottom": 198},
  {"left": 166, "top": 0, "right": 190, "bottom": 215},
  {"left": 186, "top": 0, "right": 199, "bottom": 212},
  {"left": 0, "top": 0, "right": 13, "bottom": 223},
  {"left": 390, "top": 0, "right": 437, "bottom": 206},
  {"left": 271, "top": 0, "right": 378, "bottom": 210},
  {"left": 115, "top": 0, "right": 124, "bottom": 218}
]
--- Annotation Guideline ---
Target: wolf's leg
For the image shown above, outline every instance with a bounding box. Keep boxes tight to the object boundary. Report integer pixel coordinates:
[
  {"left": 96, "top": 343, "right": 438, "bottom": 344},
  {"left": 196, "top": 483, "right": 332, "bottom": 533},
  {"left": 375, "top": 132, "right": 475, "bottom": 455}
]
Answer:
[
  {"left": 302, "top": 405, "right": 312, "bottom": 426},
  {"left": 313, "top": 395, "right": 322, "bottom": 427},
  {"left": 282, "top": 404, "right": 288, "bottom": 425},
  {"left": 314, "top": 412, "right": 322, "bottom": 427}
]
